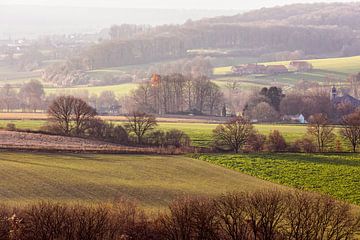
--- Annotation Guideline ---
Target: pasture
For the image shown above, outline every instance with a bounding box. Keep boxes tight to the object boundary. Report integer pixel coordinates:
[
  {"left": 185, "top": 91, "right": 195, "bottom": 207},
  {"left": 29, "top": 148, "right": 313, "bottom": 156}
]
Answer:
[
  {"left": 44, "top": 83, "right": 138, "bottom": 97},
  {"left": 213, "top": 55, "right": 360, "bottom": 90},
  {"left": 0, "top": 152, "right": 279, "bottom": 208},
  {"left": 0, "top": 119, "right": 308, "bottom": 147},
  {"left": 196, "top": 153, "right": 360, "bottom": 205}
]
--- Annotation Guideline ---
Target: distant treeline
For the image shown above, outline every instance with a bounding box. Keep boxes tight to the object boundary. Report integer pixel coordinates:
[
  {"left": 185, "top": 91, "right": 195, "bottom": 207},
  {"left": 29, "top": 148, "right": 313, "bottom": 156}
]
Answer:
[{"left": 78, "top": 3, "right": 360, "bottom": 69}]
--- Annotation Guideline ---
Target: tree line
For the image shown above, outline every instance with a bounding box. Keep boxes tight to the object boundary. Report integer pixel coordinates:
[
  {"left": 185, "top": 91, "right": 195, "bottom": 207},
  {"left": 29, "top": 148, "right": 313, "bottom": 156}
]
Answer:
[
  {"left": 0, "top": 190, "right": 358, "bottom": 240},
  {"left": 213, "top": 112, "right": 360, "bottom": 153},
  {"left": 129, "top": 73, "right": 224, "bottom": 116},
  {"left": 0, "top": 80, "right": 121, "bottom": 114},
  {"left": 41, "top": 96, "right": 191, "bottom": 149}
]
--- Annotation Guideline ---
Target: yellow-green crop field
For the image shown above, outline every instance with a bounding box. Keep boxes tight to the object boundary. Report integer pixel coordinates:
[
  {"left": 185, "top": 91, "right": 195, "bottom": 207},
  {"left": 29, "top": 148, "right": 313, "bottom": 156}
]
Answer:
[{"left": 0, "top": 152, "right": 278, "bottom": 208}]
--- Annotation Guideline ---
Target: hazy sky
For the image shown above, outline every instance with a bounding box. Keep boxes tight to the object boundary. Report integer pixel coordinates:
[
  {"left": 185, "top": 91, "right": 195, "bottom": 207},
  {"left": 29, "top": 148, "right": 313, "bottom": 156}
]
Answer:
[{"left": 0, "top": 0, "right": 355, "bottom": 9}]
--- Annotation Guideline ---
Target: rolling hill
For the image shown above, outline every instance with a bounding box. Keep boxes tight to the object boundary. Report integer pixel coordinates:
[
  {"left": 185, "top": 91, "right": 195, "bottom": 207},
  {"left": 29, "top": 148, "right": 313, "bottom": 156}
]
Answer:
[{"left": 0, "top": 152, "right": 280, "bottom": 209}]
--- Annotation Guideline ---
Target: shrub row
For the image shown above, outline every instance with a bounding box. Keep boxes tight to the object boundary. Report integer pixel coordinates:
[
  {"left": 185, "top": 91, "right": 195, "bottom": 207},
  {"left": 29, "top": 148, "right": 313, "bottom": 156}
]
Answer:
[{"left": 0, "top": 191, "right": 359, "bottom": 240}]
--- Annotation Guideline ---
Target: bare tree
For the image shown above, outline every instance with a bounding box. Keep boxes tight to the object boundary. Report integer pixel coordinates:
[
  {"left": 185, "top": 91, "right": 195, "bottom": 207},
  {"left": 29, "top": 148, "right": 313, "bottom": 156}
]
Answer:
[
  {"left": 307, "top": 113, "right": 335, "bottom": 152},
  {"left": 0, "top": 84, "right": 17, "bottom": 112},
  {"left": 19, "top": 79, "right": 44, "bottom": 112},
  {"left": 48, "top": 96, "right": 75, "bottom": 135},
  {"left": 48, "top": 96, "right": 97, "bottom": 136},
  {"left": 341, "top": 110, "right": 360, "bottom": 152},
  {"left": 125, "top": 112, "right": 157, "bottom": 144},
  {"left": 213, "top": 116, "right": 254, "bottom": 153},
  {"left": 72, "top": 98, "right": 97, "bottom": 136}
]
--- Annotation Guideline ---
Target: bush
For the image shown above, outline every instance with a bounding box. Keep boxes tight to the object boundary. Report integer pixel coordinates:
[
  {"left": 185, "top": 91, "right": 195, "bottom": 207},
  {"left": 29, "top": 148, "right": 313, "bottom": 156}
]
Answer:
[
  {"left": 159, "top": 196, "right": 219, "bottom": 240},
  {"left": 0, "top": 191, "right": 358, "bottom": 239},
  {"left": 145, "top": 129, "right": 191, "bottom": 148},
  {"left": 5, "top": 123, "right": 16, "bottom": 131},
  {"left": 86, "top": 119, "right": 128, "bottom": 144},
  {"left": 244, "top": 131, "right": 266, "bottom": 152},
  {"left": 266, "top": 130, "right": 287, "bottom": 152},
  {"left": 145, "top": 130, "right": 166, "bottom": 147},
  {"left": 164, "top": 129, "right": 191, "bottom": 148},
  {"left": 290, "top": 137, "right": 317, "bottom": 153}
]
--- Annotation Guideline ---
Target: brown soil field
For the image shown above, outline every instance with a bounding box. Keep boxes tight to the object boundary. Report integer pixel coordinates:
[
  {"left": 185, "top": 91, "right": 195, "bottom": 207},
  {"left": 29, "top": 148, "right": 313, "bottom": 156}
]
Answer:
[{"left": 0, "top": 130, "right": 190, "bottom": 154}]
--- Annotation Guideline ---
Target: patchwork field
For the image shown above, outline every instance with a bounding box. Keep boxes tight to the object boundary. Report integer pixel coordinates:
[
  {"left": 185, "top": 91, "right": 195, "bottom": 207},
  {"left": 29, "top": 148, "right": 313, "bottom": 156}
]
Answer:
[
  {"left": 196, "top": 153, "right": 360, "bottom": 205},
  {"left": 0, "top": 152, "right": 279, "bottom": 209},
  {"left": 213, "top": 55, "right": 360, "bottom": 90}
]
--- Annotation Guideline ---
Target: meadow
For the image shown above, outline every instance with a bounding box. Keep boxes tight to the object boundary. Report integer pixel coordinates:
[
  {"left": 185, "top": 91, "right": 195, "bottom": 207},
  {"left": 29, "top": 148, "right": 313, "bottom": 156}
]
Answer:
[
  {"left": 0, "top": 152, "right": 278, "bottom": 208},
  {"left": 195, "top": 153, "right": 360, "bottom": 205},
  {"left": 44, "top": 83, "right": 138, "bottom": 97},
  {"left": 213, "top": 55, "right": 360, "bottom": 90},
  {"left": 0, "top": 119, "right": 308, "bottom": 147}
]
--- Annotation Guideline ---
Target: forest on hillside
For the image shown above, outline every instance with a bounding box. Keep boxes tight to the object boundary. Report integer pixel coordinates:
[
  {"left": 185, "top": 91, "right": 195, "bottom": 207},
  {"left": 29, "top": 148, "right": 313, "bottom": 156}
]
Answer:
[{"left": 80, "top": 3, "right": 360, "bottom": 69}]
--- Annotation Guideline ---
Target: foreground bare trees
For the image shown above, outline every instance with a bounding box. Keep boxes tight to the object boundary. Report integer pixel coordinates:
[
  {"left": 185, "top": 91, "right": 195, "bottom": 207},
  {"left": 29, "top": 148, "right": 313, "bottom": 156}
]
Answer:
[{"left": 0, "top": 191, "right": 358, "bottom": 240}]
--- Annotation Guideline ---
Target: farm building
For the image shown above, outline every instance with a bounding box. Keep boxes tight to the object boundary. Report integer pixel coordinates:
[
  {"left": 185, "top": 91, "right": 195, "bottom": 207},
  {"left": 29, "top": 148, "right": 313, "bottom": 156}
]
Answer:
[
  {"left": 231, "top": 64, "right": 267, "bottom": 75},
  {"left": 282, "top": 114, "right": 307, "bottom": 124},
  {"left": 231, "top": 64, "right": 288, "bottom": 75},
  {"left": 266, "top": 65, "right": 289, "bottom": 74},
  {"left": 290, "top": 61, "right": 313, "bottom": 72}
]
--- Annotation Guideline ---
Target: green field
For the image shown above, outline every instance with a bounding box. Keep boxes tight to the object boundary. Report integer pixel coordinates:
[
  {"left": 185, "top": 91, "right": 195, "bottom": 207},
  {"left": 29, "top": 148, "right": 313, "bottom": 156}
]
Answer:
[
  {"left": 0, "top": 152, "right": 279, "bottom": 208},
  {"left": 213, "top": 55, "right": 360, "bottom": 89},
  {"left": 196, "top": 153, "right": 360, "bottom": 205},
  {"left": 44, "top": 83, "right": 138, "bottom": 97},
  {"left": 0, "top": 120, "right": 308, "bottom": 147}
]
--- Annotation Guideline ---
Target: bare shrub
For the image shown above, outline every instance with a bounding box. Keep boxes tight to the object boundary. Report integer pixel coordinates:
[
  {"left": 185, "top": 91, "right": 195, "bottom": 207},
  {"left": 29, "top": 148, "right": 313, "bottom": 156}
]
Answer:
[
  {"left": 21, "top": 202, "right": 72, "bottom": 240},
  {"left": 283, "top": 191, "right": 360, "bottom": 240},
  {"left": 215, "top": 193, "right": 252, "bottom": 240},
  {"left": 290, "top": 137, "right": 317, "bottom": 153},
  {"left": 0, "top": 205, "right": 11, "bottom": 240},
  {"left": 109, "top": 198, "right": 158, "bottom": 240},
  {"left": 266, "top": 130, "right": 287, "bottom": 152},
  {"left": 146, "top": 130, "right": 166, "bottom": 147},
  {"left": 165, "top": 129, "right": 191, "bottom": 148},
  {"left": 245, "top": 190, "right": 288, "bottom": 240},
  {"left": 213, "top": 116, "right": 254, "bottom": 153},
  {"left": 244, "top": 131, "right": 266, "bottom": 152},
  {"left": 307, "top": 113, "right": 335, "bottom": 152},
  {"left": 125, "top": 112, "right": 157, "bottom": 145},
  {"left": 5, "top": 123, "right": 16, "bottom": 131},
  {"left": 159, "top": 196, "right": 220, "bottom": 240}
]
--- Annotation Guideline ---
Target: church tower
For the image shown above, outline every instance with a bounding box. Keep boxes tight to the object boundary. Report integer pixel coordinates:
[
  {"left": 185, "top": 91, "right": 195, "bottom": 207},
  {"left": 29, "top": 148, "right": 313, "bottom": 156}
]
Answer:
[{"left": 331, "top": 85, "right": 337, "bottom": 100}]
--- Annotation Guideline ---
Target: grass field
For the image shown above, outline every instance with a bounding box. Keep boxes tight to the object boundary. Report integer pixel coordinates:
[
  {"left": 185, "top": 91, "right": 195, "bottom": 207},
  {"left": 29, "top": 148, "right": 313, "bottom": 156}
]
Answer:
[
  {"left": 213, "top": 55, "right": 360, "bottom": 89},
  {"left": 0, "top": 152, "right": 279, "bottom": 208},
  {"left": 0, "top": 119, "right": 308, "bottom": 147},
  {"left": 44, "top": 83, "right": 138, "bottom": 97},
  {"left": 196, "top": 153, "right": 360, "bottom": 205}
]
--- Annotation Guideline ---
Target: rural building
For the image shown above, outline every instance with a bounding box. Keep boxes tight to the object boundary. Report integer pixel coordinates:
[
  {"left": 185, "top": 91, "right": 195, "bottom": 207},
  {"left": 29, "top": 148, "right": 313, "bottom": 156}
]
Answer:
[
  {"left": 290, "top": 61, "right": 313, "bottom": 72},
  {"left": 331, "top": 86, "right": 360, "bottom": 107},
  {"left": 231, "top": 64, "right": 267, "bottom": 75},
  {"left": 266, "top": 65, "right": 289, "bottom": 74},
  {"left": 282, "top": 114, "right": 306, "bottom": 124},
  {"left": 231, "top": 64, "right": 288, "bottom": 75}
]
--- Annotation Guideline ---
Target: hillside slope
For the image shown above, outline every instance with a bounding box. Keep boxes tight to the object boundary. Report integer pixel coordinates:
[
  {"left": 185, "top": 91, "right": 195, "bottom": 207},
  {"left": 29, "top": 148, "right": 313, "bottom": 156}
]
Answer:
[{"left": 0, "top": 152, "right": 281, "bottom": 208}]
